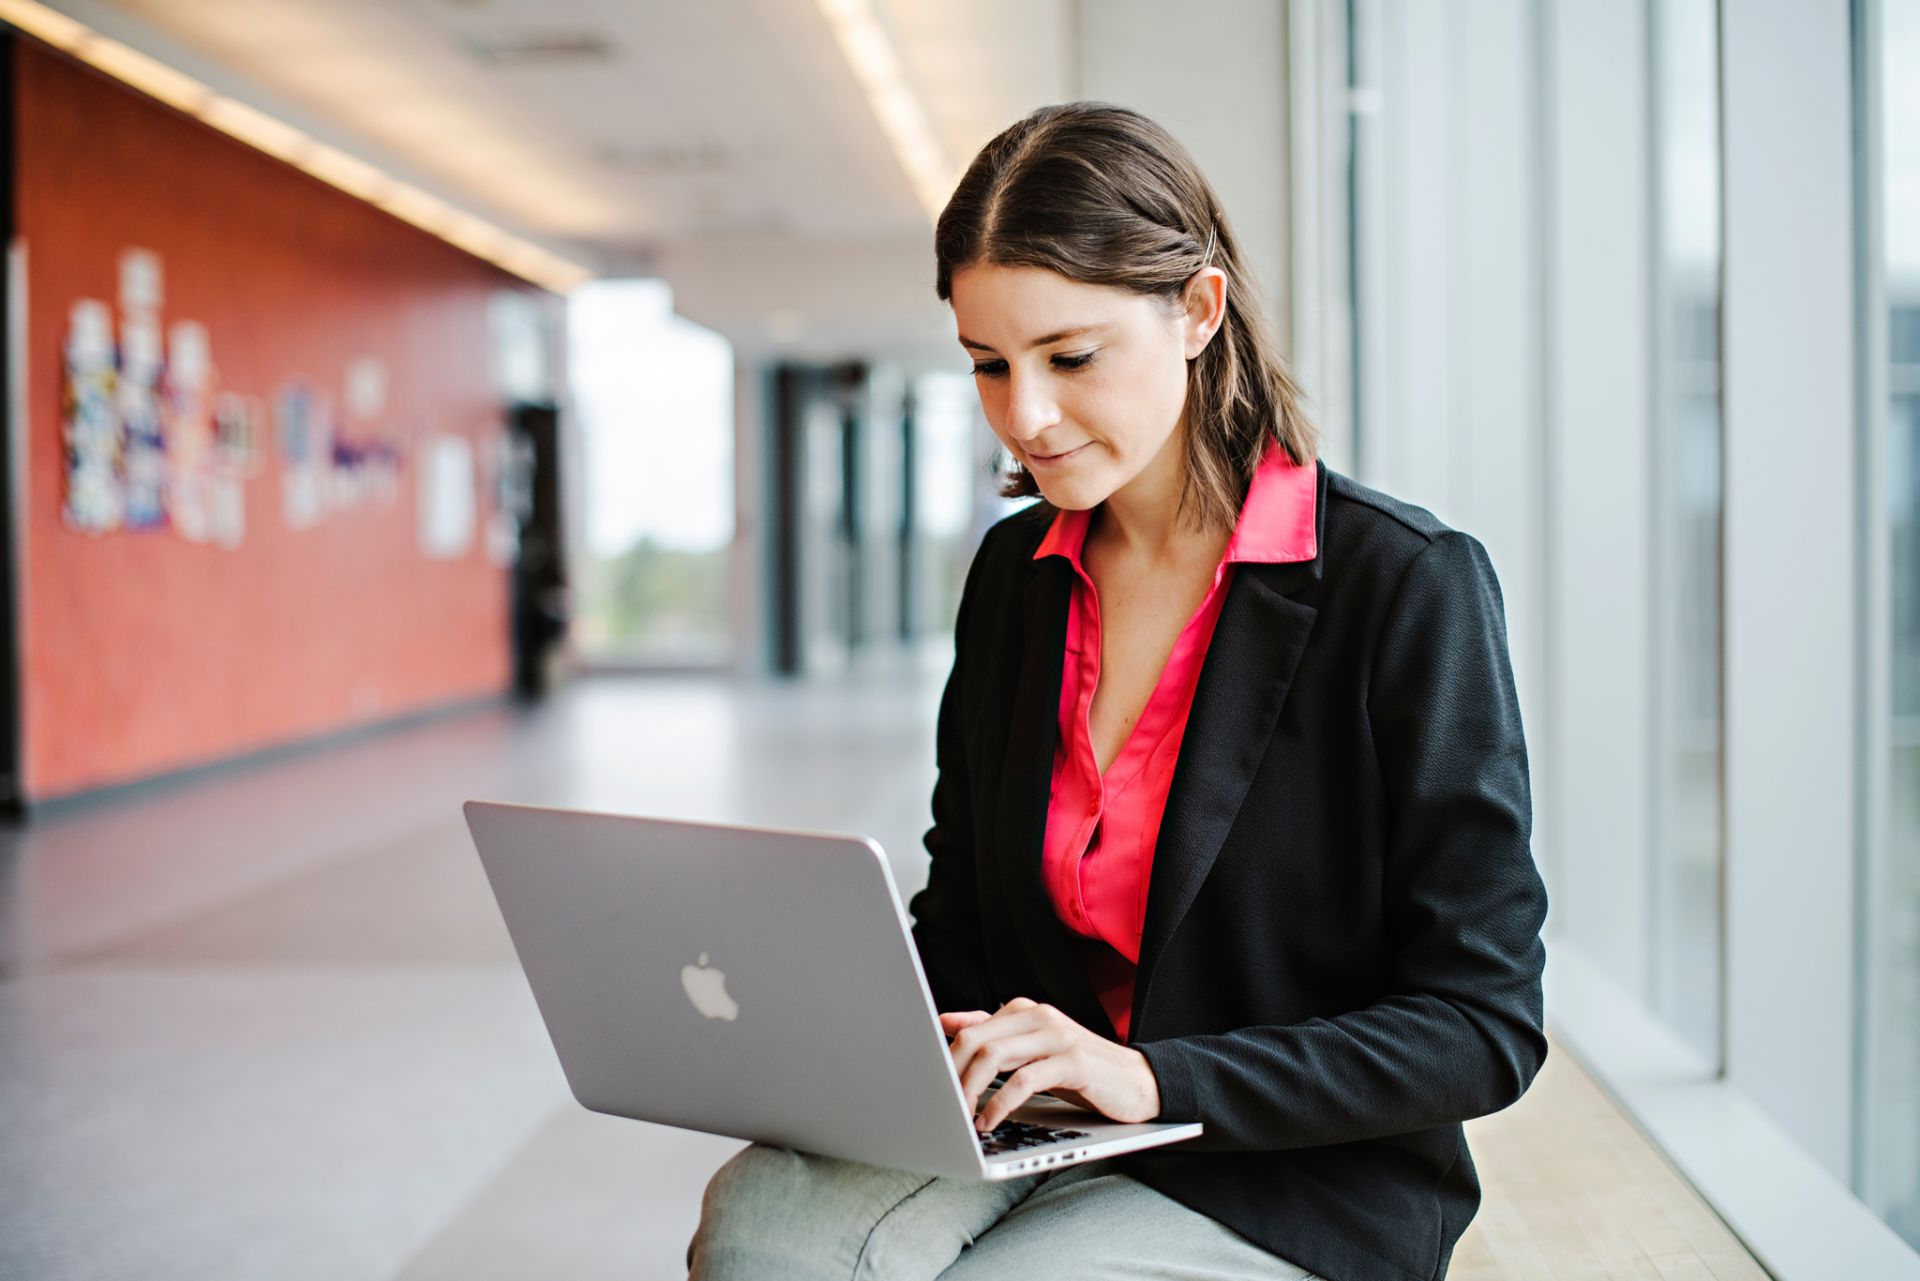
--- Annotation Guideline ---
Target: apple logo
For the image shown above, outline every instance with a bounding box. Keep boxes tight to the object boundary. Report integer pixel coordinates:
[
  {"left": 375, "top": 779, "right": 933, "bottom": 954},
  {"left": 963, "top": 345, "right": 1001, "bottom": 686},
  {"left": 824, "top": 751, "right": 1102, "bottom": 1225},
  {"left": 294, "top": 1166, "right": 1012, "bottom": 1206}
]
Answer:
[{"left": 681, "top": 952, "right": 739, "bottom": 1021}]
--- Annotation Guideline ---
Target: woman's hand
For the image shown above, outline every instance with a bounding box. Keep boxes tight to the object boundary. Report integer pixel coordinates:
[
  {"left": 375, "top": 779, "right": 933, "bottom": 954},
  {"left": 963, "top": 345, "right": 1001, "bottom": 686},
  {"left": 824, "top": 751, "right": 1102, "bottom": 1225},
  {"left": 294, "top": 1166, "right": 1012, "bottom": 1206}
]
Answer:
[{"left": 940, "top": 997, "right": 1161, "bottom": 1132}]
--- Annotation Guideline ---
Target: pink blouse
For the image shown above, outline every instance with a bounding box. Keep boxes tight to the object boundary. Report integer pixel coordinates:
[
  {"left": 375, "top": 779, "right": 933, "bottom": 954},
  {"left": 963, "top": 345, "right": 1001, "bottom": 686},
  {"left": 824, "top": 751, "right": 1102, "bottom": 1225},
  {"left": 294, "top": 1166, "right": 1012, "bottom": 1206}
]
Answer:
[{"left": 1031, "top": 443, "right": 1319, "bottom": 1041}]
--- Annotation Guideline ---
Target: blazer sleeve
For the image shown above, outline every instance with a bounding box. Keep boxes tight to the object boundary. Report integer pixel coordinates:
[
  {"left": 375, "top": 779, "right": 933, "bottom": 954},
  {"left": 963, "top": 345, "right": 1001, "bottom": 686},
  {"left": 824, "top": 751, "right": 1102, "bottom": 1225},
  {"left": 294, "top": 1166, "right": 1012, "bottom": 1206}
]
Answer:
[
  {"left": 906, "top": 540, "right": 1000, "bottom": 1016},
  {"left": 1134, "top": 530, "right": 1550, "bottom": 1150}
]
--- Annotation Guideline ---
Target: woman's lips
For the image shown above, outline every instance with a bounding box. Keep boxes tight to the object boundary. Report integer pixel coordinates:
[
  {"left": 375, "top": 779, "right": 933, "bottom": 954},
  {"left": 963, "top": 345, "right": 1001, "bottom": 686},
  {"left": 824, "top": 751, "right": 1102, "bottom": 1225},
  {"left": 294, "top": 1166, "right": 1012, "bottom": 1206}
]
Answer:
[{"left": 1025, "top": 443, "right": 1089, "bottom": 466}]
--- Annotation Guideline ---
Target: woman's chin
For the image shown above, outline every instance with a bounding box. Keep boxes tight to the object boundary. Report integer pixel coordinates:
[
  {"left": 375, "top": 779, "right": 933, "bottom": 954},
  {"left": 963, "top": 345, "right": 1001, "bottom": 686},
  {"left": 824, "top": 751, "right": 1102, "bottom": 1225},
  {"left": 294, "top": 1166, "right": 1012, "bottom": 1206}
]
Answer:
[
  {"left": 1033, "top": 481, "right": 1100, "bottom": 511},
  {"left": 1029, "top": 469, "right": 1111, "bottom": 512}
]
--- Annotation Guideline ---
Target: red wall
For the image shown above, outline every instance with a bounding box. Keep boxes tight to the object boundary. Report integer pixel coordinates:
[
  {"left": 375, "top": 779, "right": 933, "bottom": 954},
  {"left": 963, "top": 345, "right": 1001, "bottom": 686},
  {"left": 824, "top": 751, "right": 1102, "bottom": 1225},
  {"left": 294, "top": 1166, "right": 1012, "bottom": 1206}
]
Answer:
[{"left": 15, "top": 40, "right": 542, "bottom": 802}]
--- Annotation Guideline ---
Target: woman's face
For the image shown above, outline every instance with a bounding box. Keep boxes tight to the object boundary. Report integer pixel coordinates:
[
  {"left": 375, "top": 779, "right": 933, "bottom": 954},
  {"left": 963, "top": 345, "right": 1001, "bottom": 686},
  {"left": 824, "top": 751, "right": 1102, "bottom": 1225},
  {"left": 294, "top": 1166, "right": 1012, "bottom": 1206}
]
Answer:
[{"left": 948, "top": 264, "right": 1220, "bottom": 513}]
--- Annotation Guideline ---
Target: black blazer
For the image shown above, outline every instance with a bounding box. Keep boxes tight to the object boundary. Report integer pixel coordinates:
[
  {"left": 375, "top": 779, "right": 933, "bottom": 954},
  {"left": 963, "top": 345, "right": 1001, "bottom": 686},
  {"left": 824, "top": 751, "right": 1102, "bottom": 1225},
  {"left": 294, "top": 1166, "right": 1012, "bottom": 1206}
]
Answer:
[{"left": 908, "top": 463, "right": 1549, "bottom": 1281}]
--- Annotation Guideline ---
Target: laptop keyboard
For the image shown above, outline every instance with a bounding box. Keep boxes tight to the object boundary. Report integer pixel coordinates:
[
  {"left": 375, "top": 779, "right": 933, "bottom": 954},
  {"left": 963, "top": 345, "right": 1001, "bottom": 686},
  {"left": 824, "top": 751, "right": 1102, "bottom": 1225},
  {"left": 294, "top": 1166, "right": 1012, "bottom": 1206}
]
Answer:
[{"left": 977, "top": 1120, "right": 1091, "bottom": 1156}]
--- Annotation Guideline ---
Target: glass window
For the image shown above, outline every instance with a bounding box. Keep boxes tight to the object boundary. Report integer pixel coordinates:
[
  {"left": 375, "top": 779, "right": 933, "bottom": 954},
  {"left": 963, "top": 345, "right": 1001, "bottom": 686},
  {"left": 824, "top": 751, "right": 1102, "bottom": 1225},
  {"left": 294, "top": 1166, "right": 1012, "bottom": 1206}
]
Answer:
[
  {"left": 567, "top": 280, "right": 734, "bottom": 664},
  {"left": 1865, "top": 0, "right": 1920, "bottom": 1248},
  {"left": 1647, "top": 0, "right": 1725, "bottom": 1069}
]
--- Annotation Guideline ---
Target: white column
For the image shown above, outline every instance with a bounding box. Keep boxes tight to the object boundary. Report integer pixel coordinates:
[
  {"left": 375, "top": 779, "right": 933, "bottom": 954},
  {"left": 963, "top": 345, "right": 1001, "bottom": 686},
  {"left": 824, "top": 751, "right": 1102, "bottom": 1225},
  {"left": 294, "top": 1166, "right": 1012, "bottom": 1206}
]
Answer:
[
  {"left": 1283, "top": 0, "right": 1357, "bottom": 470},
  {"left": 1720, "top": 0, "right": 1861, "bottom": 1179},
  {"left": 1540, "top": 0, "right": 1655, "bottom": 994},
  {"left": 1452, "top": 0, "right": 1547, "bottom": 862},
  {"left": 729, "top": 356, "right": 767, "bottom": 676}
]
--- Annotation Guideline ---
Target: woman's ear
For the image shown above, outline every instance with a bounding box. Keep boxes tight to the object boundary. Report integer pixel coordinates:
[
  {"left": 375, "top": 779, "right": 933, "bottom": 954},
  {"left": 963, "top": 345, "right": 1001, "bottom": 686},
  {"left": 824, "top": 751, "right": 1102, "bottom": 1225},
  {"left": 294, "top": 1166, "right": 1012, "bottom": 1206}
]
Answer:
[{"left": 1181, "top": 267, "right": 1228, "bottom": 360}]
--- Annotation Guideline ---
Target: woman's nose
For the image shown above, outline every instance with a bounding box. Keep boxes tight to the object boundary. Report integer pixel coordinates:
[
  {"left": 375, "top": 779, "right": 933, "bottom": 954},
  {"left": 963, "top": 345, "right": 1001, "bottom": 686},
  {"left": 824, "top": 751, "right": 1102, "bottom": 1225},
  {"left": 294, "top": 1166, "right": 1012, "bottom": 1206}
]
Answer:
[{"left": 1003, "top": 370, "right": 1061, "bottom": 440}]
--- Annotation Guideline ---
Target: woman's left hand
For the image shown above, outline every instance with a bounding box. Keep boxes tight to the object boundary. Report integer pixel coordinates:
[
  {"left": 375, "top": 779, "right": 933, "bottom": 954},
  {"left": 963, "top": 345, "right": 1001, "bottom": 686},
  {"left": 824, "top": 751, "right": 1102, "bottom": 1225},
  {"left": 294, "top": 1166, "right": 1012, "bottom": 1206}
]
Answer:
[{"left": 940, "top": 997, "right": 1162, "bottom": 1132}]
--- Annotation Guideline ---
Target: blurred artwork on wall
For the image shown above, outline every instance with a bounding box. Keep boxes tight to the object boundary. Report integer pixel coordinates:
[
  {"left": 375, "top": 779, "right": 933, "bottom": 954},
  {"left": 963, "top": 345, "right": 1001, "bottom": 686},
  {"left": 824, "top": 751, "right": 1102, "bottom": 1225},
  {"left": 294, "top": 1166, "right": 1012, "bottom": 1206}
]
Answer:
[
  {"left": 213, "top": 391, "right": 263, "bottom": 474},
  {"left": 61, "top": 250, "right": 254, "bottom": 546},
  {"left": 333, "top": 355, "right": 403, "bottom": 514},
  {"left": 61, "top": 248, "right": 410, "bottom": 548},
  {"left": 345, "top": 354, "right": 386, "bottom": 419},
  {"left": 60, "top": 298, "right": 119, "bottom": 532},
  {"left": 276, "top": 381, "right": 328, "bottom": 530},
  {"left": 117, "top": 248, "right": 167, "bottom": 530},
  {"left": 418, "top": 433, "right": 476, "bottom": 558},
  {"left": 164, "top": 319, "right": 246, "bottom": 548},
  {"left": 326, "top": 435, "right": 403, "bottom": 512},
  {"left": 276, "top": 377, "right": 405, "bottom": 530}
]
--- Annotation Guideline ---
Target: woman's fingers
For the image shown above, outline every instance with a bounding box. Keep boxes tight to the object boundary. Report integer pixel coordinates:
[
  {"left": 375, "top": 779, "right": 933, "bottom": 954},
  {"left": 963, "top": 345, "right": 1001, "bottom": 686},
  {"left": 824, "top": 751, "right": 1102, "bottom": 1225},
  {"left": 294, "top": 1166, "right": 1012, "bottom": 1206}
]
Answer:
[
  {"left": 955, "top": 1031, "right": 1056, "bottom": 1114},
  {"left": 948, "top": 1010, "right": 1048, "bottom": 1087},
  {"left": 977, "top": 1058, "right": 1069, "bottom": 1131},
  {"left": 939, "top": 997, "right": 1037, "bottom": 1042}
]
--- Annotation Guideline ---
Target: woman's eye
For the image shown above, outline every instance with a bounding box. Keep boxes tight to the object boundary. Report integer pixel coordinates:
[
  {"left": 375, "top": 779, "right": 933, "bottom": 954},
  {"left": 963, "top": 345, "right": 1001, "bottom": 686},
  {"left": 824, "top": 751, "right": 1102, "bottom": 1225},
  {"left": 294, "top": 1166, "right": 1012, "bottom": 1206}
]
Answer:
[{"left": 969, "top": 353, "right": 1093, "bottom": 378}]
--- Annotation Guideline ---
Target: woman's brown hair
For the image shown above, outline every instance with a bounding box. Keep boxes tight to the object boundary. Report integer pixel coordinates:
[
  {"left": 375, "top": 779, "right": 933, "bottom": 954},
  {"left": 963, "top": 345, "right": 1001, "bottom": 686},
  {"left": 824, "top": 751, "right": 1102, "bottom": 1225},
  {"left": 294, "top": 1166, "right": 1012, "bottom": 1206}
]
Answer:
[{"left": 935, "top": 101, "right": 1319, "bottom": 533}]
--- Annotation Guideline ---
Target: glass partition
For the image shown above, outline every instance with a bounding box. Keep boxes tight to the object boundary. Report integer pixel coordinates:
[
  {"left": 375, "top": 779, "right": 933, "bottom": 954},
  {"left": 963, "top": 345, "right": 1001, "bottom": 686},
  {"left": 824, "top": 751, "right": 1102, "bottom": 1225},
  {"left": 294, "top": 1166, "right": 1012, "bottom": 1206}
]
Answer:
[{"left": 1865, "top": 0, "right": 1920, "bottom": 1247}]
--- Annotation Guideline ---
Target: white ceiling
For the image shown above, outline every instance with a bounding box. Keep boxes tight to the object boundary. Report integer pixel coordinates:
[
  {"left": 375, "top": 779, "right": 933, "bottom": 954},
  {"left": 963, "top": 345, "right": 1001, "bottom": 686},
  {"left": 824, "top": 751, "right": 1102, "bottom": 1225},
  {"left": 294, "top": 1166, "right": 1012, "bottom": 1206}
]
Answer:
[{"left": 52, "top": 0, "right": 1076, "bottom": 365}]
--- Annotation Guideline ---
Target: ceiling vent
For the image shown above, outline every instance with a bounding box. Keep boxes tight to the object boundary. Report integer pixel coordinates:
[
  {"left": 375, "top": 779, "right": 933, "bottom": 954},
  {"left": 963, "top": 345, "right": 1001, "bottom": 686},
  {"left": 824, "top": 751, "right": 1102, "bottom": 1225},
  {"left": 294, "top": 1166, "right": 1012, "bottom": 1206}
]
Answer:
[{"left": 463, "top": 30, "right": 615, "bottom": 67}]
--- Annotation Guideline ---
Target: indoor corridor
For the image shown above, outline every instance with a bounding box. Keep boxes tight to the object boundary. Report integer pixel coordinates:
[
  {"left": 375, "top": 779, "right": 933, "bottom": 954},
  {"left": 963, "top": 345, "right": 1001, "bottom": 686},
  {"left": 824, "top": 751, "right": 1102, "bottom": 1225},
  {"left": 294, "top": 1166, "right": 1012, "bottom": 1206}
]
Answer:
[{"left": 3, "top": 2, "right": 1911, "bottom": 1272}]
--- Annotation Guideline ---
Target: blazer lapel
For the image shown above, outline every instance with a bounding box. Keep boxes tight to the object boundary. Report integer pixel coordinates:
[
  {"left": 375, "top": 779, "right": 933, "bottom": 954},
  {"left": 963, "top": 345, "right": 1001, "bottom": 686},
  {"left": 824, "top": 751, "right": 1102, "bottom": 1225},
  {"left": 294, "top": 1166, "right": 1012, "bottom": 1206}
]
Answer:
[
  {"left": 1130, "top": 552, "right": 1320, "bottom": 1034},
  {"left": 991, "top": 554, "right": 1117, "bottom": 1038}
]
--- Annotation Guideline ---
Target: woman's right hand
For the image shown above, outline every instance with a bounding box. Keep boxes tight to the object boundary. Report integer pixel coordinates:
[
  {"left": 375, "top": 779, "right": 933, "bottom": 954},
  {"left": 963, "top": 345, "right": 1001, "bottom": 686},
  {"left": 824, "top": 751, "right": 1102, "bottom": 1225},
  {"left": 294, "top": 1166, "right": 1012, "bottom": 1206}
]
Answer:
[{"left": 940, "top": 1000, "right": 1161, "bottom": 1131}]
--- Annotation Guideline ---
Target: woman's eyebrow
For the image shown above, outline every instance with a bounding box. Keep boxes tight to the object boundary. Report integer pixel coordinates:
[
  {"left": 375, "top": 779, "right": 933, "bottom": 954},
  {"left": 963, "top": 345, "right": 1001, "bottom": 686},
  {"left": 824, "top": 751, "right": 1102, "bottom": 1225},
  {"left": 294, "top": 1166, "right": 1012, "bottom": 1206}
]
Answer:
[{"left": 958, "top": 324, "right": 1107, "bottom": 353}]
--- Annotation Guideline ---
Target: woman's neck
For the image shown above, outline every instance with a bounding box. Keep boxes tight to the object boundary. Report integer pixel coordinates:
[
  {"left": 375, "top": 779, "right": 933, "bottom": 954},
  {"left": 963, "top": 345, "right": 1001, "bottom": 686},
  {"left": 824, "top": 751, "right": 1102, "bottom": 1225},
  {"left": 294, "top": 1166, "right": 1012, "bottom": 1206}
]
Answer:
[
  {"left": 1089, "top": 484, "right": 1229, "bottom": 572},
  {"left": 1087, "top": 435, "right": 1226, "bottom": 566}
]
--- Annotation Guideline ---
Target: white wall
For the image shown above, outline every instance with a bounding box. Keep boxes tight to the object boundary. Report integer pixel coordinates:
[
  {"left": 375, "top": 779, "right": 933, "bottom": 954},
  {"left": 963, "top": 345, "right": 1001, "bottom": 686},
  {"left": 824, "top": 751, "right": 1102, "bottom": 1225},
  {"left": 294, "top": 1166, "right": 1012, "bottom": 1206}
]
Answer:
[{"left": 1076, "top": 0, "right": 1292, "bottom": 360}]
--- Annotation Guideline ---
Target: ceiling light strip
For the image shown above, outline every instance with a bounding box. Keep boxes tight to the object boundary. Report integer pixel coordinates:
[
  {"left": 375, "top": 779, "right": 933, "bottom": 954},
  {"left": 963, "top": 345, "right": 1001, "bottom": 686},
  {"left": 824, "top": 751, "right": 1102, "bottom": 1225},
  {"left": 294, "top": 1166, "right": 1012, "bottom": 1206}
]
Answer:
[
  {"left": 0, "top": 0, "right": 593, "bottom": 292},
  {"left": 812, "top": 0, "right": 953, "bottom": 222}
]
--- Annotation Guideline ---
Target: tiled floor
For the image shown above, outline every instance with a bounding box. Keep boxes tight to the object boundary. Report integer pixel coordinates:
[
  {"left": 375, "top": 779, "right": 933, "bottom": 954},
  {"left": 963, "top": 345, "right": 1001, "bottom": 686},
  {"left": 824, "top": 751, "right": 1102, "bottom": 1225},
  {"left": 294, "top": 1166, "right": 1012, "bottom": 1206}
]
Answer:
[{"left": 0, "top": 659, "right": 948, "bottom": 1281}]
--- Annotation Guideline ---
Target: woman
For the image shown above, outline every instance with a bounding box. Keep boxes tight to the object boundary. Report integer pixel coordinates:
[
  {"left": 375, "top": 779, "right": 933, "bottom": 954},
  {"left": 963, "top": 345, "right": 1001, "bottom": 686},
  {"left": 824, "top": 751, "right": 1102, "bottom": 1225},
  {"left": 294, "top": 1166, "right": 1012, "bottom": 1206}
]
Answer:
[{"left": 689, "top": 101, "right": 1548, "bottom": 1281}]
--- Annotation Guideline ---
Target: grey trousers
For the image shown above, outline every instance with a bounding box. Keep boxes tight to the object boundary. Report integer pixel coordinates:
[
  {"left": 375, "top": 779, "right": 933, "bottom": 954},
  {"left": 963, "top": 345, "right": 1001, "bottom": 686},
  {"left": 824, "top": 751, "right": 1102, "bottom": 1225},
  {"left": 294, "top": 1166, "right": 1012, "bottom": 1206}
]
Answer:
[{"left": 686, "top": 1142, "right": 1322, "bottom": 1280}]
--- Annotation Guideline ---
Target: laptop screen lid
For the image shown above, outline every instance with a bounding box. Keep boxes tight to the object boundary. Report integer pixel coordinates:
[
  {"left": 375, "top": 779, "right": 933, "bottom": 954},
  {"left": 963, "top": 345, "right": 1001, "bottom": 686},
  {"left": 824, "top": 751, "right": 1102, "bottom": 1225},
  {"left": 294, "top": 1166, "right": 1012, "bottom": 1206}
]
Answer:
[{"left": 463, "top": 800, "right": 1012, "bottom": 1179}]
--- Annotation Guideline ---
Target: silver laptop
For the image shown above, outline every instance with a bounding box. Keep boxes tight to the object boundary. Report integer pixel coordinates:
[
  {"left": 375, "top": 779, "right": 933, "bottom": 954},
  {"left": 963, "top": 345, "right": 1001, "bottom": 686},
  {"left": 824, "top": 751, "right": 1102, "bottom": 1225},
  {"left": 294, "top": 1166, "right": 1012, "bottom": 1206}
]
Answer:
[{"left": 462, "top": 800, "right": 1202, "bottom": 1180}]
